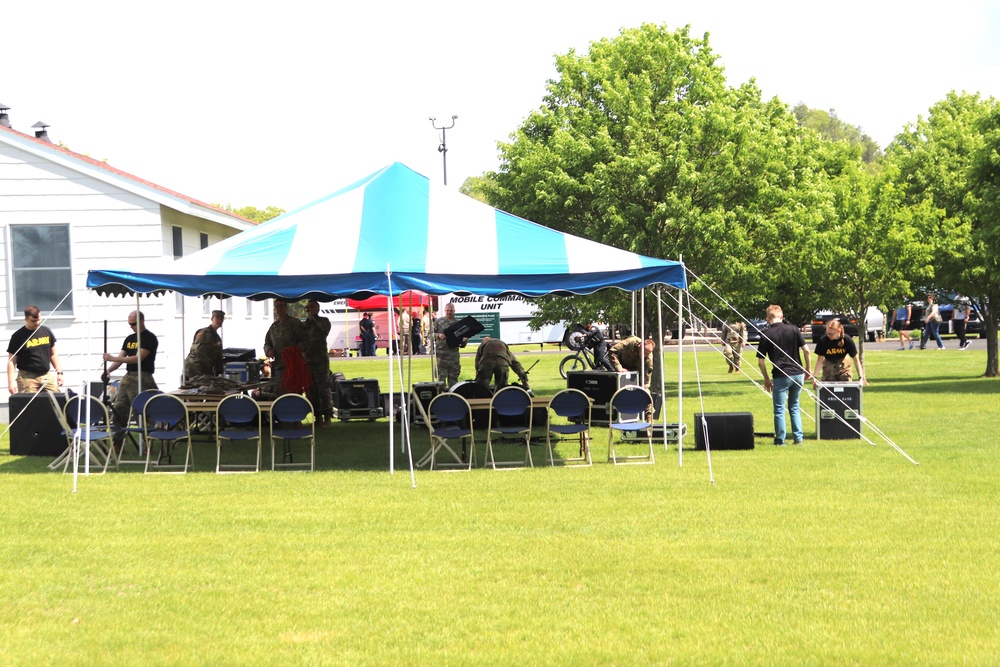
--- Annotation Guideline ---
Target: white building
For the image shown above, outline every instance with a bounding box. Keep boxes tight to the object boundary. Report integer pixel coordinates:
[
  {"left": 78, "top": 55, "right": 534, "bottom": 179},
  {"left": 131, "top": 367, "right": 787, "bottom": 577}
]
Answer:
[{"left": 1, "top": 115, "right": 273, "bottom": 420}]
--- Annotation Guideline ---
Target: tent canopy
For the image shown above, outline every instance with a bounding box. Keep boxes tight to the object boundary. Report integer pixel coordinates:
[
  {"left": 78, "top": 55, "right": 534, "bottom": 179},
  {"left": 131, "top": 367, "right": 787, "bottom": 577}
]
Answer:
[{"left": 87, "top": 163, "right": 686, "bottom": 300}]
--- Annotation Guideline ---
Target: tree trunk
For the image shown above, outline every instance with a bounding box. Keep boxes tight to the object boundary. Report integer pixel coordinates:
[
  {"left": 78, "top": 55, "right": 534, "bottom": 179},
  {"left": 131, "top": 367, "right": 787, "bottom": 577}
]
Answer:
[{"left": 984, "top": 296, "right": 999, "bottom": 377}]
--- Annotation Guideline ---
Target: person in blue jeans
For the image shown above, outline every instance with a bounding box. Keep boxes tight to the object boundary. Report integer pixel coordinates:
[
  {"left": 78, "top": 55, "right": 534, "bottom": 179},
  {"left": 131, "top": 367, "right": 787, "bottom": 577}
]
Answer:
[
  {"left": 756, "top": 304, "right": 812, "bottom": 445},
  {"left": 919, "top": 293, "right": 945, "bottom": 350}
]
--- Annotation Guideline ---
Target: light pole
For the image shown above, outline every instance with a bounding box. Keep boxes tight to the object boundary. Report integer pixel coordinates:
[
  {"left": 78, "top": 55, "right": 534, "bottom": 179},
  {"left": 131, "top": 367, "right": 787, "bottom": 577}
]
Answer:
[{"left": 429, "top": 115, "right": 457, "bottom": 185}]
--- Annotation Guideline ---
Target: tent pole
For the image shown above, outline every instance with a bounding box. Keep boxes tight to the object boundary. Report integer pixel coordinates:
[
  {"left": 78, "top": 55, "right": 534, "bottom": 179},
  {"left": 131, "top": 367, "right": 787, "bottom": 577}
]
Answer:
[
  {"left": 676, "top": 282, "right": 683, "bottom": 467},
  {"left": 657, "top": 287, "right": 668, "bottom": 451}
]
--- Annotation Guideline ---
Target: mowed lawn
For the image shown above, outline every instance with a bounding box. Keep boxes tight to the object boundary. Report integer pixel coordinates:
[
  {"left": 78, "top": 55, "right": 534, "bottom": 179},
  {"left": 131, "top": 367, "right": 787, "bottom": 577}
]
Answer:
[{"left": 1, "top": 344, "right": 998, "bottom": 666}]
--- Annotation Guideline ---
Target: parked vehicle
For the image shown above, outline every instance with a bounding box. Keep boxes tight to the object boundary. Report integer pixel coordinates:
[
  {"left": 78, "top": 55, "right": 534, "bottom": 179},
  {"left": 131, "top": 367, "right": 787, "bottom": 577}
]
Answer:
[
  {"left": 746, "top": 318, "right": 769, "bottom": 343},
  {"left": 810, "top": 307, "right": 885, "bottom": 344}
]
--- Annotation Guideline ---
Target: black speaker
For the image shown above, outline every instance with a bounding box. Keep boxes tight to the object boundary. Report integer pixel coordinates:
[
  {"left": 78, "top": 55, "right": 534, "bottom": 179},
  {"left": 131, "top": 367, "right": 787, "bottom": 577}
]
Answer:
[
  {"left": 333, "top": 378, "right": 382, "bottom": 412},
  {"left": 816, "top": 382, "right": 863, "bottom": 440},
  {"left": 693, "top": 412, "right": 755, "bottom": 450},
  {"left": 9, "top": 392, "right": 68, "bottom": 456},
  {"left": 566, "top": 371, "right": 638, "bottom": 423}
]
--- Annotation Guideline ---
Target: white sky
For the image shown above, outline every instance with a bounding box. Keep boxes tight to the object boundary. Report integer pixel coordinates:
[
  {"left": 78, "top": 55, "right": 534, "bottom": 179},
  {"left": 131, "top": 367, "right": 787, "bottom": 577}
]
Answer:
[{"left": 5, "top": 0, "right": 999, "bottom": 211}]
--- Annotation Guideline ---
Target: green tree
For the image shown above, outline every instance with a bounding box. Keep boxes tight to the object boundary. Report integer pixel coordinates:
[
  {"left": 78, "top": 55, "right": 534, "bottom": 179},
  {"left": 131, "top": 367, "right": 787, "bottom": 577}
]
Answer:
[
  {"left": 968, "top": 105, "right": 1000, "bottom": 375},
  {"left": 485, "top": 24, "right": 836, "bottom": 331},
  {"left": 216, "top": 204, "right": 285, "bottom": 224},
  {"left": 793, "top": 104, "right": 882, "bottom": 164},
  {"left": 887, "top": 91, "right": 1000, "bottom": 376}
]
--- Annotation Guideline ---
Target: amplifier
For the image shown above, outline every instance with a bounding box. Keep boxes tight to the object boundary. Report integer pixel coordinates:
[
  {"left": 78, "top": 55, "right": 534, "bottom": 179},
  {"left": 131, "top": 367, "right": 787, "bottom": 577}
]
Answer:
[
  {"left": 566, "top": 371, "right": 638, "bottom": 424},
  {"left": 10, "top": 392, "right": 68, "bottom": 456},
  {"left": 333, "top": 378, "right": 383, "bottom": 420},
  {"left": 693, "top": 412, "right": 755, "bottom": 450},
  {"left": 816, "top": 382, "right": 863, "bottom": 440}
]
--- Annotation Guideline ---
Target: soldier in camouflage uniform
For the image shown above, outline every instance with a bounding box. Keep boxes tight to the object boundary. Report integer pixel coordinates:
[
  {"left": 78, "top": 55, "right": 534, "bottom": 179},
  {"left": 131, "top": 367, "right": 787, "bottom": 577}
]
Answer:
[
  {"left": 183, "top": 310, "right": 224, "bottom": 382},
  {"left": 475, "top": 337, "right": 530, "bottom": 390},
  {"left": 261, "top": 299, "right": 306, "bottom": 399},
  {"left": 722, "top": 319, "right": 747, "bottom": 373},
  {"left": 433, "top": 303, "right": 465, "bottom": 387},
  {"left": 609, "top": 336, "right": 655, "bottom": 389},
  {"left": 303, "top": 300, "right": 333, "bottom": 426}
]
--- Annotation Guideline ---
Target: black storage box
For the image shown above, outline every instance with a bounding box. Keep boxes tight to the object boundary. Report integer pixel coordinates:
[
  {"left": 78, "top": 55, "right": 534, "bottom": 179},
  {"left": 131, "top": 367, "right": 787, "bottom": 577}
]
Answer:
[
  {"left": 566, "top": 370, "right": 638, "bottom": 424},
  {"left": 222, "top": 348, "right": 256, "bottom": 362},
  {"left": 816, "top": 382, "right": 863, "bottom": 440}
]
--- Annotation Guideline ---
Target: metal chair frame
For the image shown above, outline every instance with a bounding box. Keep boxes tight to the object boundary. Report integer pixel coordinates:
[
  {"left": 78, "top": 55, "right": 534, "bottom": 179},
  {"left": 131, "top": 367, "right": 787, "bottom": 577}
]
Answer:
[
  {"left": 216, "top": 394, "right": 262, "bottom": 473},
  {"left": 49, "top": 393, "right": 115, "bottom": 474},
  {"left": 484, "top": 386, "right": 534, "bottom": 470},
  {"left": 607, "top": 386, "right": 655, "bottom": 465},
  {"left": 545, "top": 388, "right": 593, "bottom": 466},
  {"left": 269, "top": 394, "right": 315, "bottom": 471}
]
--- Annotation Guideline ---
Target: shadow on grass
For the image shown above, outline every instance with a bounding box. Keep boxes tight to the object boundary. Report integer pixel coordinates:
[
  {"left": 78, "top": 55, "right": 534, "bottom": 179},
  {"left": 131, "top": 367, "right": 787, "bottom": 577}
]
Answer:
[{"left": 0, "top": 419, "right": 443, "bottom": 475}]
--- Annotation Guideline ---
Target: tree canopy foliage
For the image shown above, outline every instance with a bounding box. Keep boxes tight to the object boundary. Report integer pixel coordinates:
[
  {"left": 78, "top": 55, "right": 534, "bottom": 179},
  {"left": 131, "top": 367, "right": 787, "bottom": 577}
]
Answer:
[{"left": 216, "top": 204, "right": 285, "bottom": 224}]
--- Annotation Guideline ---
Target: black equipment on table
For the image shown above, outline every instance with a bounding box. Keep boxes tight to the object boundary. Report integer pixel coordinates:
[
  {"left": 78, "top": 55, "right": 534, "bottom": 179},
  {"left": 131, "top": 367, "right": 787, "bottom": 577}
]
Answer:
[{"left": 443, "top": 316, "right": 484, "bottom": 349}]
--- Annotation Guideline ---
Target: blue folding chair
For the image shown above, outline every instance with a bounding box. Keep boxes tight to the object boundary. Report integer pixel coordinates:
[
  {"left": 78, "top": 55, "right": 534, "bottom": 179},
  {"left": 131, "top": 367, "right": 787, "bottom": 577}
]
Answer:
[
  {"left": 418, "top": 392, "right": 476, "bottom": 470},
  {"left": 607, "top": 386, "right": 655, "bottom": 465},
  {"left": 143, "top": 393, "right": 193, "bottom": 473},
  {"left": 270, "top": 394, "right": 315, "bottom": 471},
  {"left": 545, "top": 388, "right": 592, "bottom": 466},
  {"left": 216, "top": 394, "right": 262, "bottom": 473},
  {"left": 485, "top": 386, "right": 534, "bottom": 469}
]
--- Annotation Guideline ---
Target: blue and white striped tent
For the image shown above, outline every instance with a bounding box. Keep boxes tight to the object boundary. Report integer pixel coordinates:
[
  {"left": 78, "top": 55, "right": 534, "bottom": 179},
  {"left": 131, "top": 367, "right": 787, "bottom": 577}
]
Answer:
[{"left": 87, "top": 162, "right": 686, "bottom": 299}]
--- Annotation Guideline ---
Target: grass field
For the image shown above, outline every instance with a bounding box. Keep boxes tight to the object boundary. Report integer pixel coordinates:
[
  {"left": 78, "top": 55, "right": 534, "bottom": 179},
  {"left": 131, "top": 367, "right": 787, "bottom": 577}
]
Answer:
[{"left": 2, "top": 346, "right": 998, "bottom": 665}]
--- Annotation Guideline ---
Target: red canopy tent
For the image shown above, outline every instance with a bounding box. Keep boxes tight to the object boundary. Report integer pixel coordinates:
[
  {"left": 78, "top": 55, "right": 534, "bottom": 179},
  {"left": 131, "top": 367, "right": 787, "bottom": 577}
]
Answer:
[{"left": 348, "top": 290, "right": 433, "bottom": 311}]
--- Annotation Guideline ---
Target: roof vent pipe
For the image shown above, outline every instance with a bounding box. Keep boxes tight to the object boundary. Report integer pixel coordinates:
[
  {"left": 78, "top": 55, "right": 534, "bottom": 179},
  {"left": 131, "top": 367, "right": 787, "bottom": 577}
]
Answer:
[
  {"left": 32, "top": 121, "right": 52, "bottom": 143},
  {"left": 0, "top": 103, "right": 11, "bottom": 128}
]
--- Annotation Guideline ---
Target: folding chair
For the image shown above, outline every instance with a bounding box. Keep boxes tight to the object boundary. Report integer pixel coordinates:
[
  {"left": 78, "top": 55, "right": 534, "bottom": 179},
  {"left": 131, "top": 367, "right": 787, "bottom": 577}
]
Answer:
[
  {"left": 270, "top": 394, "right": 315, "bottom": 471},
  {"left": 48, "top": 393, "right": 115, "bottom": 473},
  {"left": 143, "top": 393, "right": 193, "bottom": 473},
  {"left": 417, "top": 392, "right": 476, "bottom": 470},
  {"left": 115, "top": 389, "right": 162, "bottom": 466},
  {"left": 216, "top": 394, "right": 262, "bottom": 473},
  {"left": 607, "top": 386, "right": 655, "bottom": 465},
  {"left": 484, "top": 386, "right": 534, "bottom": 469},
  {"left": 545, "top": 388, "right": 592, "bottom": 466}
]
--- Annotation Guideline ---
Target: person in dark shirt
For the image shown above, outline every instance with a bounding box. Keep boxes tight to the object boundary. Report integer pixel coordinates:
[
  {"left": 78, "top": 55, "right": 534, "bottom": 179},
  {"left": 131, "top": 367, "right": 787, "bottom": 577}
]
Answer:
[
  {"left": 756, "top": 304, "right": 811, "bottom": 446},
  {"left": 812, "top": 319, "right": 866, "bottom": 385},
  {"left": 102, "top": 311, "right": 159, "bottom": 442},
  {"left": 584, "top": 323, "right": 614, "bottom": 371},
  {"left": 6, "top": 305, "right": 64, "bottom": 394}
]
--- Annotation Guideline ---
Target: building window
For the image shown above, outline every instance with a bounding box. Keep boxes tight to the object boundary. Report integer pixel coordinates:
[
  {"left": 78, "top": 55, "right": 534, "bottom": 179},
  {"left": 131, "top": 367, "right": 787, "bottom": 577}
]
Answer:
[
  {"left": 200, "top": 233, "right": 209, "bottom": 250},
  {"left": 9, "top": 224, "right": 74, "bottom": 316},
  {"left": 172, "top": 226, "right": 184, "bottom": 258}
]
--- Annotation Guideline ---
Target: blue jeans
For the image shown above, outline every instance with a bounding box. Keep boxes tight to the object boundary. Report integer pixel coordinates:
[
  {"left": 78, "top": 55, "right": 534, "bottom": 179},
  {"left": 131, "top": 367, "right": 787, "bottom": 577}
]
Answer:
[
  {"left": 772, "top": 374, "right": 804, "bottom": 444},
  {"left": 921, "top": 320, "right": 944, "bottom": 349}
]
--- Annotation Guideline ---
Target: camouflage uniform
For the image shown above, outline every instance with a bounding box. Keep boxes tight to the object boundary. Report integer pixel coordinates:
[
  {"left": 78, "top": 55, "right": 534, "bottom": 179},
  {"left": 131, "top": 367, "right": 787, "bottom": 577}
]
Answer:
[
  {"left": 609, "top": 336, "right": 653, "bottom": 388},
  {"left": 434, "top": 315, "right": 462, "bottom": 387},
  {"left": 303, "top": 313, "right": 333, "bottom": 418},
  {"left": 474, "top": 338, "right": 529, "bottom": 389},
  {"left": 722, "top": 320, "right": 747, "bottom": 373},
  {"left": 263, "top": 317, "right": 306, "bottom": 397},
  {"left": 183, "top": 325, "right": 223, "bottom": 380}
]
